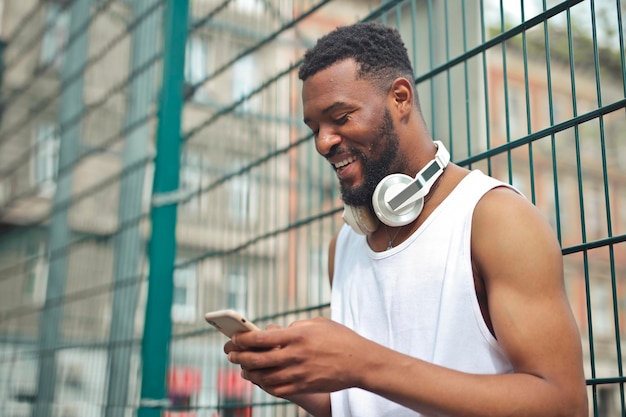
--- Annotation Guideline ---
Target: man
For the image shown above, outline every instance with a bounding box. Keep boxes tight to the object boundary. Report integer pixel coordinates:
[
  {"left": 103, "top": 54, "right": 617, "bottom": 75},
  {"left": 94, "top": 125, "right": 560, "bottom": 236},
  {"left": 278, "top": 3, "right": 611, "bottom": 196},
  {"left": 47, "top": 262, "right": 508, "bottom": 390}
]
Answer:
[{"left": 225, "top": 22, "right": 588, "bottom": 417}]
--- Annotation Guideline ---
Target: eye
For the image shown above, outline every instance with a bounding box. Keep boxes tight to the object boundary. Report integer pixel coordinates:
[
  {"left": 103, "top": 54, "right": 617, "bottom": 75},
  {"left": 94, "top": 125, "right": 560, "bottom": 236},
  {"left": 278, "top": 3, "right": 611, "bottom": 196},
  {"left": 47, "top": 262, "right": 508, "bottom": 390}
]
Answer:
[{"left": 334, "top": 113, "right": 350, "bottom": 125}]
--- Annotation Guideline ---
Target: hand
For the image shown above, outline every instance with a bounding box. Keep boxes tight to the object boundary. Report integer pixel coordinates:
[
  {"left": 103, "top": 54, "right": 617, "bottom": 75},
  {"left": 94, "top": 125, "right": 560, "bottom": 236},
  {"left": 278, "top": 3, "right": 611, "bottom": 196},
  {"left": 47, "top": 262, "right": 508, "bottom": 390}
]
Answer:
[
  {"left": 223, "top": 323, "right": 282, "bottom": 355},
  {"left": 224, "top": 317, "right": 367, "bottom": 398}
]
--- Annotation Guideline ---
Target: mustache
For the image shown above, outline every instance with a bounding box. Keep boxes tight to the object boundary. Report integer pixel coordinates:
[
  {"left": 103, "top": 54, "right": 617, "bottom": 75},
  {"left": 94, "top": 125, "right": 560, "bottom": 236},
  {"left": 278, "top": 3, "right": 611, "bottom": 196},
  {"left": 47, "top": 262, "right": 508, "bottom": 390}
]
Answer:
[
  {"left": 325, "top": 144, "right": 341, "bottom": 159},
  {"left": 326, "top": 144, "right": 366, "bottom": 162}
]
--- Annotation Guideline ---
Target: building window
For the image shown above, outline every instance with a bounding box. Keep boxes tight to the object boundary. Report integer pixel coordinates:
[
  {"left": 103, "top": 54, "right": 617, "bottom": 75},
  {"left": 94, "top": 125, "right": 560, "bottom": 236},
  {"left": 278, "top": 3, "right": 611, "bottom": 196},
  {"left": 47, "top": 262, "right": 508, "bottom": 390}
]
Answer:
[
  {"left": 227, "top": 272, "right": 248, "bottom": 316},
  {"left": 232, "top": 54, "right": 257, "bottom": 111},
  {"left": 185, "top": 35, "right": 210, "bottom": 101},
  {"left": 180, "top": 150, "right": 205, "bottom": 214},
  {"left": 229, "top": 171, "right": 259, "bottom": 227},
  {"left": 33, "top": 123, "right": 60, "bottom": 195},
  {"left": 23, "top": 241, "right": 48, "bottom": 305},
  {"left": 231, "top": 0, "right": 265, "bottom": 14},
  {"left": 172, "top": 261, "right": 197, "bottom": 323},
  {"left": 40, "top": 3, "right": 70, "bottom": 69}
]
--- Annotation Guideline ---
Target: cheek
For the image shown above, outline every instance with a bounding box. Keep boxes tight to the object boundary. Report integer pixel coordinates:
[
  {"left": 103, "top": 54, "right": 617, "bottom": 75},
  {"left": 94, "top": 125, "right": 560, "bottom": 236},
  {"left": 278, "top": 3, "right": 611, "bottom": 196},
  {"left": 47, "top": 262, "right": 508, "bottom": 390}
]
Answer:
[{"left": 351, "top": 120, "right": 380, "bottom": 149}]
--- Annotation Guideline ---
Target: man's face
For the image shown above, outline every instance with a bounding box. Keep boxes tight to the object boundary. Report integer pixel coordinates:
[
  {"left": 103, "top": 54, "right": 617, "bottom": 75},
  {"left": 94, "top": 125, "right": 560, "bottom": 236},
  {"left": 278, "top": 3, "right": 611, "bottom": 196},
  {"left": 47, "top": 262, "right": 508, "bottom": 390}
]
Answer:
[
  {"left": 302, "top": 59, "right": 407, "bottom": 208},
  {"left": 337, "top": 108, "right": 401, "bottom": 207}
]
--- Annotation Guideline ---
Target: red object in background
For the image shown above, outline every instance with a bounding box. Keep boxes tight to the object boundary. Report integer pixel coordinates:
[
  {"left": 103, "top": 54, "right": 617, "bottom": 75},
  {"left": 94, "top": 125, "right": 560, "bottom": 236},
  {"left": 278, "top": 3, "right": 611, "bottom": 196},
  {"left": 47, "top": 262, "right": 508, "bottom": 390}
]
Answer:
[
  {"left": 217, "top": 368, "right": 253, "bottom": 398},
  {"left": 217, "top": 368, "right": 253, "bottom": 417},
  {"left": 168, "top": 366, "right": 202, "bottom": 395},
  {"left": 165, "top": 367, "right": 202, "bottom": 417}
]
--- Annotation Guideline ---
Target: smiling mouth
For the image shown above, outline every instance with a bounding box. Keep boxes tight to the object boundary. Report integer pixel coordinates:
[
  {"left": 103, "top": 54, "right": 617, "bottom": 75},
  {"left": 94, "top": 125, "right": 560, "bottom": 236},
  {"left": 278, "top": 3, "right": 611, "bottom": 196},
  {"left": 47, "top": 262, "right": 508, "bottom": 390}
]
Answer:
[{"left": 333, "top": 156, "right": 357, "bottom": 170}]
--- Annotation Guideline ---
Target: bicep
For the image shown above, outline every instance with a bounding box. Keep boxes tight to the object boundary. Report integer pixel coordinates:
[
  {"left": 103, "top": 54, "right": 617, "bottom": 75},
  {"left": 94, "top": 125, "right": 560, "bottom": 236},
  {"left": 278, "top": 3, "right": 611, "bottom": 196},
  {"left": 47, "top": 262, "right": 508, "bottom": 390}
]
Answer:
[{"left": 472, "top": 188, "right": 584, "bottom": 382}]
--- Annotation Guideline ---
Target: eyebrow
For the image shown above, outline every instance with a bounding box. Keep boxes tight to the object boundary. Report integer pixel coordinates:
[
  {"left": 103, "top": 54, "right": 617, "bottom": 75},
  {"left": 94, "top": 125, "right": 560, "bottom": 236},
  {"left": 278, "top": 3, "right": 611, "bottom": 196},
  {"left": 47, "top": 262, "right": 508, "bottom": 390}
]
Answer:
[{"left": 303, "top": 101, "right": 348, "bottom": 125}]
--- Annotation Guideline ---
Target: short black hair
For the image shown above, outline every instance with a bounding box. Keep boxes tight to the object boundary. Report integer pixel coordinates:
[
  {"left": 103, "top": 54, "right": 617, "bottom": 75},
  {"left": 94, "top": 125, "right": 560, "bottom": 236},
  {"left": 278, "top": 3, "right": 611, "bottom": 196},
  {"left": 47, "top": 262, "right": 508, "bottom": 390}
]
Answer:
[{"left": 298, "top": 22, "right": 416, "bottom": 99}]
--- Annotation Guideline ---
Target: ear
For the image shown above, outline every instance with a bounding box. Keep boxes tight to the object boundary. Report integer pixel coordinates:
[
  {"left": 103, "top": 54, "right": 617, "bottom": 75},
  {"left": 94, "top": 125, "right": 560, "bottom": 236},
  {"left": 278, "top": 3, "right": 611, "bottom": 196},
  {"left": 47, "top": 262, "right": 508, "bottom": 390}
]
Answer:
[{"left": 389, "top": 77, "right": 414, "bottom": 120}]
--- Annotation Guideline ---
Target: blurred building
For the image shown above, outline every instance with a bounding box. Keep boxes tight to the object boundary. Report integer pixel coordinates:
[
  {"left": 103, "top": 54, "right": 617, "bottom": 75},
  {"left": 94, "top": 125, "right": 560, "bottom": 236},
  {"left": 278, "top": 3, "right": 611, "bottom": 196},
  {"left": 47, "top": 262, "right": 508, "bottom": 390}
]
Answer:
[
  {"left": 0, "top": 1, "right": 375, "bottom": 416},
  {"left": 0, "top": 1, "right": 624, "bottom": 417}
]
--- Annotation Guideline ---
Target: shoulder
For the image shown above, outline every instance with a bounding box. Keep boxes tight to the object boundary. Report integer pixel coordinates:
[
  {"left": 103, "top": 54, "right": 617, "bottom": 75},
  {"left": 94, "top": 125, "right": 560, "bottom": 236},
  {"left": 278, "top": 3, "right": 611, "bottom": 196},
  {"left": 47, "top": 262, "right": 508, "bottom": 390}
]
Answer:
[
  {"left": 469, "top": 186, "right": 587, "bottom": 415},
  {"left": 474, "top": 185, "right": 532, "bottom": 222},
  {"left": 472, "top": 185, "right": 553, "bottom": 241},
  {"left": 471, "top": 185, "right": 563, "bottom": 289}
]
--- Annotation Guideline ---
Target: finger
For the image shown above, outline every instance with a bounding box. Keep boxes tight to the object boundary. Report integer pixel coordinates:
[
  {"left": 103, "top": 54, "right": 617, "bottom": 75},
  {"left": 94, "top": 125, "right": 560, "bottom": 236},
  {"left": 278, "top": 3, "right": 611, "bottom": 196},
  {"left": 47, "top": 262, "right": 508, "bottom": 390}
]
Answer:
[
  {"left": 232, "top": 328, "right": 288, "bottom": 350},
  {"left": 229, "top": 344, "right": 288, "bottom": 370},
  {"left": 244, "top": 366, "right": 304, "bottom": 398},
  {"left": 223, "top": 340, "right": 242, "bottom": 354},
  {"left": 287, "top": 317, "right": 323, "bottom": 328}
]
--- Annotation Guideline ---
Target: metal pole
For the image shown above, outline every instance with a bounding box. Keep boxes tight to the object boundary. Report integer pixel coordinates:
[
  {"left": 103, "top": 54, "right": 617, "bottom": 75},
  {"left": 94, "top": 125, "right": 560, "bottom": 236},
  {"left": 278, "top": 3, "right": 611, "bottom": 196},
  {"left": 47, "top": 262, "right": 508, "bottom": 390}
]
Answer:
[
  {"left": 104, "top": 1, "right": 160, "bottom": 416},
  {"left": 138, "top": 0, "right": 188, "bottom": 415},
  {"left": 32, "top": 1, "right": 92, "bottom": 417}
]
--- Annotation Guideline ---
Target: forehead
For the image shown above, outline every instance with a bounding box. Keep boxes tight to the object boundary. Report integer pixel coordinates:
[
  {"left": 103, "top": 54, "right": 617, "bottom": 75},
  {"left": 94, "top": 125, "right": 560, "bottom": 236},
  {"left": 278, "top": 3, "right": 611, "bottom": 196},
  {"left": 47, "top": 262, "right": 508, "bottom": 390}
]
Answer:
[{"left": 301, "top": 59, "right": 381, "bottom": 116}]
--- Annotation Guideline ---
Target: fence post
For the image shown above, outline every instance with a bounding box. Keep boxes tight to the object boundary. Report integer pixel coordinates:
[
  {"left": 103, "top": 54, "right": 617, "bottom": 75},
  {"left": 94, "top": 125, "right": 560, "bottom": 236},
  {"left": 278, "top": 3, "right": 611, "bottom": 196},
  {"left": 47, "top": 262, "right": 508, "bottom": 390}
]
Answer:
[
  {"left": 32, "top": 1, "right": 92, "bottom": 416},
  {"left": 138, "top": 0, "right": 188, "bottom": 415},
  {"left": 104, "top": 1, "right": 161, "bottom": 416}
]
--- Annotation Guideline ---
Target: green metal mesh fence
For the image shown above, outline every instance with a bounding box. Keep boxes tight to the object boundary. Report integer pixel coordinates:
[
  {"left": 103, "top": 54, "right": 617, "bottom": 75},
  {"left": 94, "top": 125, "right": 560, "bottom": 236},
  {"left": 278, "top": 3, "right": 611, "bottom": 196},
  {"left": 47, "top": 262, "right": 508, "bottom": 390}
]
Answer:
[{"left": 0, "top": 1, "right": 624, "bottom": 416}]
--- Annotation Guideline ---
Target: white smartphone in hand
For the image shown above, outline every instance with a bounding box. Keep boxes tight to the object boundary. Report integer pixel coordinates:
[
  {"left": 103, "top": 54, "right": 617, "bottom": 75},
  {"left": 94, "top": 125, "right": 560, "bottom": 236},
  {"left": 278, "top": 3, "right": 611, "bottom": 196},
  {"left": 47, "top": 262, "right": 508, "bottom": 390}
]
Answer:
[{"left": 204, "top": 309, "right": 259, "bottom": 338}]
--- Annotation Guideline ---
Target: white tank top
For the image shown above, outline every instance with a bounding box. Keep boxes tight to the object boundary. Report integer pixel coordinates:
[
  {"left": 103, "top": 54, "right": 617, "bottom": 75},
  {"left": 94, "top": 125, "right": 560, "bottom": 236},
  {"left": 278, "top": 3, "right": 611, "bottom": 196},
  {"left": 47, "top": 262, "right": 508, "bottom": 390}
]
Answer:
[{"left": 330, "top": 170, "right": 515, "bottom": 417}]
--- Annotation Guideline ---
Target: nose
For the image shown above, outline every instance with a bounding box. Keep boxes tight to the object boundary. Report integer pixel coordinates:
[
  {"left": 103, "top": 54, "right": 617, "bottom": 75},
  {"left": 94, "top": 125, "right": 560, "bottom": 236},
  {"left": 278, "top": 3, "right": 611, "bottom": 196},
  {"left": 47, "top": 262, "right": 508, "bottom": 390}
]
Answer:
[{"left": 314, "top": 126, "right": 342, "bottom": 157}]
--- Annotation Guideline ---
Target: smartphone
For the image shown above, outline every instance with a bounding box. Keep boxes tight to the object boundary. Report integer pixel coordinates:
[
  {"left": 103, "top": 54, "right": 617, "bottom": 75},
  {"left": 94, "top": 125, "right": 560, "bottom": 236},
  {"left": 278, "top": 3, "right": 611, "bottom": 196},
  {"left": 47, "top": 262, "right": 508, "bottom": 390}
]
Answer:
[{"left": 204, "top": 309, "right": 259, "bottom": 338}]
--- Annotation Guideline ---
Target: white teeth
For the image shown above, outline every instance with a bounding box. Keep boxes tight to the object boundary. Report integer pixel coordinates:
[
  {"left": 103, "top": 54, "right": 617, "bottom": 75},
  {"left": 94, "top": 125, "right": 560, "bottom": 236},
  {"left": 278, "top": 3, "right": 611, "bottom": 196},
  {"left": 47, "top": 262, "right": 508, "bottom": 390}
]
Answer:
[{"left": 334, "top": 156, "right": 356, "bottom": 169}]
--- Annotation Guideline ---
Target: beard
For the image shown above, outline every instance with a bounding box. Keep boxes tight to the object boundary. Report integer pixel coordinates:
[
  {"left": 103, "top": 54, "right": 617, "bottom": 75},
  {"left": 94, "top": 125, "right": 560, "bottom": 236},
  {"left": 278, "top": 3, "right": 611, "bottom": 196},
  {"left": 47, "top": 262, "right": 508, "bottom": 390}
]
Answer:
[{"left": 340, "top": 108, "right": 406, "bottom": 208}]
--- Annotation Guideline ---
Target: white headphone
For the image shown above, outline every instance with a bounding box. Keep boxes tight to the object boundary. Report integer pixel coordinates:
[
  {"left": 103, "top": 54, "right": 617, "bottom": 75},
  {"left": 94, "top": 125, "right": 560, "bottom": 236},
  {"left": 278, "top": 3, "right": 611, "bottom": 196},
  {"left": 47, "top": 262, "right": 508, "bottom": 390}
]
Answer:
[{"left": 342, "top": 140, "right": 450, "bottom": 235}]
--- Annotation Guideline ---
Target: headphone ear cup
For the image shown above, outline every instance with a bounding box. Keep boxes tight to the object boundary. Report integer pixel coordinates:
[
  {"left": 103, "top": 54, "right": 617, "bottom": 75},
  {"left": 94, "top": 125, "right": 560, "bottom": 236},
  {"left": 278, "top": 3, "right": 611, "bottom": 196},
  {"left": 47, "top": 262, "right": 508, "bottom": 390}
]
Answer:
[
  {"left": 372, "top": 173, "right": 424, "bottom": 227},
  {"left": 342, "top": 205, "right": 380, "bottom": 235}
]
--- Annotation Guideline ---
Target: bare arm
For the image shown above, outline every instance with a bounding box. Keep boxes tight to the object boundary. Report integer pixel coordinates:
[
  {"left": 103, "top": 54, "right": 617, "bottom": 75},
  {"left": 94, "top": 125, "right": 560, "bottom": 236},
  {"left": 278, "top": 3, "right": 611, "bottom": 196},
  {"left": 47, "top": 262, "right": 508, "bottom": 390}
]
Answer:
[
  {"left": 227, "top": 189, "right": 587, "bottom": 416},
  {"left": 351, "top": 187, "right": 588, "bottom": 416}
]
